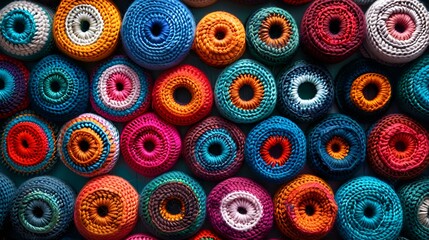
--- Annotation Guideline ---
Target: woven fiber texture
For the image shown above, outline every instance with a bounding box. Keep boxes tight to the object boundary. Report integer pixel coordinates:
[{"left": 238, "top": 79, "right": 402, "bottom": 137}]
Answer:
[
  {"left": 0, "top": 54, "right": 29, "bottom": 119},
  {"left": 245, "top": 116, "right": 306, "bottom": 183},
  {"left": 182, "top": 0, "right": 217, "bottom": 8},
  {"left": 335, "top": 176, "right": 403, "bottom": 240},
  {"left": 11, "top": 176, "right": 75, "bottom": 240},
  {"left": 122, "top": 0, "right": 195, "bottom": 71},
  {"left": 29, "top": 54, "right": 89, "bottom": 122},
  {"left": 307, "top": 114, "right": 366, "bottom": 180},
  {"left": 362, "top": 0, "right": 429, "bottom": 65},
  {"left": 354, "top": 0, "right": 376, "bottom": 5},
  {"left": 152, "top": 65, "right": 213, "bottom": 126},
  {"left": 0, "top": 1, "right": 53, "bottom": 60},
  {"left": 183, "top": 116, "right": 245, "bottom": 181},
  {"left": 120, "top": 113, "right": 181, "bottom": 178},
  {"left": 246, "top": 7, "right": 299, "bottom": 65},
  {"left": 126, "top": 234, "right": 158, "bottom": 240},
  {"left": 57, "top": 113, "right": 119, "bottom": 177},
  {"left": 0, "top": 173, "right": 15, "bottom": 229},
  {"left": 274, "top": 174, "right": 337, "bottom": 240},
  {"left": 277, "top": 61, "right": 333, "bottom": 122},
  {"left": 53, "top": 0, "right": 121, "bottom": 62},
  {"left": 1, "top": 111, "right": 57, "bottom": 176},
  {"left": 74, "top": 175, "right": 139, "bottom": 240},
  {"left": 215, "top": 59, "right": 276, "bottom": 123},
  {"left": 90, "top": 56, "right": 152, "bottom": 122},
  {"left": 207, "top": 177, "right": 273, "bottom": 240},
  {"left": 139, "top": 171, "right": 206, "bottom": 240},
  {"left": 300, "top": 0, "right": 366, "bottom": 63},
  {"left": 367, "top": 114, "right": 429, "bottom": 179},
  {"left": 193, "top": 11, "right": 245, "bottom": 67},
  {"left": 191, "top": 229, "right": 222, "bottom": 240}
]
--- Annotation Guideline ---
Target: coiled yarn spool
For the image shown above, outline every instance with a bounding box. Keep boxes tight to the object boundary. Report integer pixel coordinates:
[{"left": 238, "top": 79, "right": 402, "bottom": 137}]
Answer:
[
  {"left": 11, "top": 176, "right": 75, "bottom": 240},
  {"left": 335, "top": 176, "right": 403, "bottom": 240},
  {"left": 29, "top": 54, "right": 89, "bottom": 122},
  {"left": 139, "top": 171, "right": 206, "bottom": 240},
  {"left": 1, "top": 111, "right": 57, "bottom": 175},
  {"left": 121, "top": 113, "right": 181, "bottom": 177},
  {"left": 183, "top": 116, "right": 245, "bottom": 181},
  {"left": 191, "top": 229, "right": 221, "bottom": 240},
  {"left": 53, "top": 0, "right": 121, "bottom": 62},
  {"left": 207, "top": 177, "right": 273, "bottom": 240},
  {"left": 182, "top": 0, "right": 217, "bottom": 8},
  {"left": 367, "top": 114, "right": 429, "bottom": 179},
  {"left": 0, "top": 54, "right": 29, "bottom": 119},
  {"left": 0, "top": 1, "right": 53, "bottom": 60},
  {"left": 194, "top": 11, "right": 245, "bottom": 67},
  {"left": 75, "top": 175, "right": 138, "bottom": 240},
  {"left": 362, "top": 0, "right": 429, "bottom": 65},
  {"left": 283, "top": 0, "right": 313, "bottom": 5},
  {"left": 152, "top": 65, "right": 213, "bottom": 126},
  {"left": 90, "top": 56, "right": 152, "bottom": 122},
  {"left": 274, "top": 174, "right": 337, "bottom": 239},
  {"left": 245, "top": 116, "right": 306, "bottom": 183},
  {"left": 126, "top": 234, "right": 158, "bottom": 240},
  {"left": 277, "top": 61, "right": 334, "bottom": 122},
  {"left": 215, "top": 59, "right": 276, "bottom": 123},
  {"left": 122, "top": 0, "right": 195, "bottom": 70},
  {"left": 0, "top": 173, "right": 15, "bottom": 229},
  {"left": 307, "top": 114, "right": 366, "bottom": 180}
]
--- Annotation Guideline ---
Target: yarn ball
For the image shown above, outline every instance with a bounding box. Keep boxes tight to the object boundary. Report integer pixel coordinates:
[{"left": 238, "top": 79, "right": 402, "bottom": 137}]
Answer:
[
  {"left": 354, "top": 0, "right": 376, "bottom": 5},
  {"left": 0, "top": 173, "right": 15, "bottom": 229},
  {"left": 182, "top": 0, "right": 217, "bottom": 8},
  {"left": 191, "top": 229, "right": 222, "bottom": 240},
  {"left": 126, "top": 234, "right": 158, "bottom": 240}
]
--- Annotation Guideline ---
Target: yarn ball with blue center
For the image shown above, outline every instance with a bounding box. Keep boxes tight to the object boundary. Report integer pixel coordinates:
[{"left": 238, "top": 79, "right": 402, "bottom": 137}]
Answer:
[
  {"left": 0, "top": 173, "right": 15, "bottom": 229},
  {"left": 122, "top": 0, "right": 195, "bottom": 71}
]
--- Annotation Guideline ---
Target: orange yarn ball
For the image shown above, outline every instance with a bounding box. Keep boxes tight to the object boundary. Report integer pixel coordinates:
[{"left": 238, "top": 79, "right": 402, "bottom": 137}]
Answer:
[{"left": 190, "top": 229, "right": 222, "bottom": 240}]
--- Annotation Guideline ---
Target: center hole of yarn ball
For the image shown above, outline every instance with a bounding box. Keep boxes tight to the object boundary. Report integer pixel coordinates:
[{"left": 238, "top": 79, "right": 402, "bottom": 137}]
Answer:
[
  {"left": 329, "top": 18, "right": 341, "bottom": 35},
  {"left": 13, "top": 19, "right": 25, "bottom": 34},
  {"left": 364, "top": 206, "right": 375, "bottom": 218},
  {"left": 239, "top": 84, "right": 254, "bottom": 101},
  {"left": 151, "top": 22, "right": 163, "bottom": 37},
  {"left": 237, "top": 206, "right": 247, "bottom": 215},
  {"left": 363, "top": 83, "right": 379, "bottom": 101},
  {"left": 173, "top": 87, "right": 192, "bottom": 105},
  {"left": 395, "top": 22, "right": 407, "bottom": 33},
  {"left": 143, "top": 140, "right": 155, "bottom": 152},
  {"left": 331, "top": 143, "right": 341, "bottom": 153},
  {"left": 166, "top": 199, "right": 182, "bottom": 215},
  {"left": 298, "top": 82, "right": 317, "bottom": 100},
  {"left": 269, "top": 23, "right": 283, "bottom": 39},
  {"left": 208, "top": 143, "right": 222, "bottom": 156},
  {"left": 115, "top": 82, "right": 124, "bottom": 91},
  {"left": 21, "top": 139, "right": 29, "bottom": 148},
  {"left": 78, "top": 140, "right": 90, "bottom": 152},
  {"left": 215, "top": 30, "right": 226, "bottom": 40},
  {"left": 32, "top": 206, "right": 44, "bottom": 218},
  {"left": 305, "top": 205, "right": 315, "bottom": 216},
  {"left": 269, "top": 143, "right": 283, "bottom": 159},
  {"left": 0, "top": 78, "right": 5, "bottom": 90},
  {"left": 97, "top": 205, "right": 109, "bottom": 217},
  {"left": 50, "top": 81, "right": 61, "bottom": 93},
  {"left": 395, "top": 141, "right": 407, "bottom": 152},
  {"left": 80, "top": 20, "right": 90, "bottom": 32}
]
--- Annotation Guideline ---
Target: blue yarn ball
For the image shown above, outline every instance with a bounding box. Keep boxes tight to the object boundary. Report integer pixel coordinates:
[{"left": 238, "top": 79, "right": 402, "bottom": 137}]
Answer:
[{"left": 0, "top": 173, "right": 15, "bottom": 229}]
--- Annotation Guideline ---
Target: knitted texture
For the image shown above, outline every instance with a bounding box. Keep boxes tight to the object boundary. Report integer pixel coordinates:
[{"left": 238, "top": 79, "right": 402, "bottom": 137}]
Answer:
[
  {"left": 283, "top": 0, "right": 313, "bottom": 4},
  {"left": 183, "top": 116, "right": 245, "bottom": 181},
  {"left": 74, "top": 175, "right": 139, "bottom": 240},
  {"left": 0, "top": 173, "right": 15, "bottom": 229},
  {"left": 193, "top": 11, "right": 245, "bottom": 67},
  {"left": 121, "top": 113, "right": 181, "bottom": 177},
  {"left": 29, "top": 54, "right": 89, "bottom": 122},
  {"left": 335, "top": 176, "right": 403, "bottom": 240},
  {"left": 11, "top": 176, "right": 75, "bottom": 240},
  {"left": 215, "top": 59, "right": 276, "bottom": 123},
  {"left": 90, "top": 56, "right": 152, "bottom": 122},
  {"left": 277, "top": 61, "right": 334, "bottom": 122},
  {"left": 152, "top": 65, "right": 213, "bottom": 126},
  {"left": 245, "top": 116, "right": 306, "bottom": 183},
  {"left": 122, "top": 0, "right": 195, "bottom": 70},
  {"left": 307, "top": 114, "right": 366, "bottom": 180},
  {"left": 246, "top": 7, "right": 299, "bottom": 65},
  {"left": 354, "top": 0, "right": 376, "bottom": 4},
  {"left": 367, "top": 114, "right": 429, "bottom": 179},
  {"left": 0, "top": 54, "right": 29, "bottom": 119},
  {"left": 191, "top": 229, "right": 222, "bottom": 240},
  {"left": 182, "top": 0, "right": 217, "bottom": 8},
  {"left": 274, "top": 174, "right": 337, "bottom": 239},
  {"left": 53, "top": 0, "right": 121, "bottom": 62},
  {"left": 139, "top": 171, "right": 206, "bottom": 240},
  {"left": 1, "top": 111, "right": 57, "bottom": 175},
  {"left": 0, "top": 1, "right": 53, "bottom": 60},
  {"left": 207, "top": 177, "right": 273, "bottom": 240},
  {"left": 362, "top": 0, "right": 429, "bottom": 65},
  {"left": 126, "top": 234, "right": 158, "bottom": 240},
  {"left": 58, "top": 113, "right": 119, "bottom": 177}
]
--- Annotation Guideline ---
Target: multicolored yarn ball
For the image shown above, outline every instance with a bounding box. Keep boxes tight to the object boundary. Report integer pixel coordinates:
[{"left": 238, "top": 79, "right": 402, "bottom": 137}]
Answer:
[
  {"left": 57, "top": 113, "right": 119, "bottom": 177},
  {"left": 11, "top": 176, "right": 75, "bottom": 240},
  {"left": 0, "top": 54, "right": 29, "bottom": 119},
  {"left": 0, "top": 1, "right": 53, "bottom": 60},
  {"left": 120, "top": 113, "right": 181, "bottom": 177},
  {"left": 1, "top": 111, "right": 57, "bottom": 175},
  {"left": 193, "top": 11, "right": 245, "bottom": 67},
  {"left": 90, "top": 56, "right": 152, "bottom": 122},
  {"left": 283, "top": 0, "right": 313, "bottom": 4},
  {"left": 215, "top": 59, "right": 276, "bottom": 123},
  {"left": 362, "top": 0, "right": 429, "bottom": 65},
  {"left": 122, "top": 0, "right": 195, "bottom": 70},
  {"left": 277, "top": 61, "right": 334, "bottom": 122},
  {"left": 29, "top": 54, "right": 89, "bottom": 122},
  {"left": 183, "top": 116, "right": 245, "bottom": 181},
  {"left": 152, "top": 65, "right": 213, "bottom": 126},
  {"left": 53, "top": 0, "right": 121, "bottom": 62},
  {"left": 0, "top": 173, "right": 15, "bottom": 229},
  {"left": 246, "top": 7, "right": 299, "bottom": 65},
  {"left": 335, "top": 176, "right": 403, "bottom": 240},
  {"left": 74, "top": 175, "right": 139, "bottom": 240},
  {"left": 182, "top": 0, "right": 217, "bottom": 8},
  {"left": 126, "top": 234, "right": 158, "bottom": 240},
  {"left": 367, "top": 114, "right": 429, "bottom": 179},
  {"left": 139, "top": 171, "right": 206, "bottom": 240},
  {"left": 191, "top": 229, "right": 221, "bottom": 240},
  {"left": 274, "top": 174, "right": 338, "bottom": 240},
  {"left": 307, "top": 114, "right": 366, "bottom": 180},
  {"left": 207, "top": 177, "right": 273, "bottom": 240}
]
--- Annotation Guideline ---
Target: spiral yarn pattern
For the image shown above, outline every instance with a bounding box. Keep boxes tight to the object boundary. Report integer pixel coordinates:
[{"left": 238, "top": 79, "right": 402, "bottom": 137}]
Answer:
[
  {"left": 0, "top": 173, "right": 15, "bottom": 229},
  {"left": 191, "top": 229, "right": 221, "bottom": 240},
  {"left": 126, "top": 234, "right": 158, "bottom": 240},
  {"left": 182, "top": 0, "right": 217, "bottom": 8}
]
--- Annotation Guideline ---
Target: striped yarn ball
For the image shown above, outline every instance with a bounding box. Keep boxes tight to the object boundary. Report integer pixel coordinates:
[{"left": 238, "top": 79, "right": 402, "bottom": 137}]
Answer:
[
  {"left": 0, "top": 173, "right": 15, "bottom": 229},
  {"left": 191, "top": 229, "right": 222, "bottom": 240},
  {"left": 126, "top": 234, "right": 158, "bottom": 240}
]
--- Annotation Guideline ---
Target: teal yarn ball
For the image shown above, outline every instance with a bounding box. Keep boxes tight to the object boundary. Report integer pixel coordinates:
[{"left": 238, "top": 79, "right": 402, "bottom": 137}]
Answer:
[{"left": 0, "top": 173, "right": 15, "bottom": 229}]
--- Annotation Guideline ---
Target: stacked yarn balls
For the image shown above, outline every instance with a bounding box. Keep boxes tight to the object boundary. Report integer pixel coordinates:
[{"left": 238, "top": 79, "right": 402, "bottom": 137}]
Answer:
[{"left": 1, "top": 0, "right": 429, "bottom": 239}]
